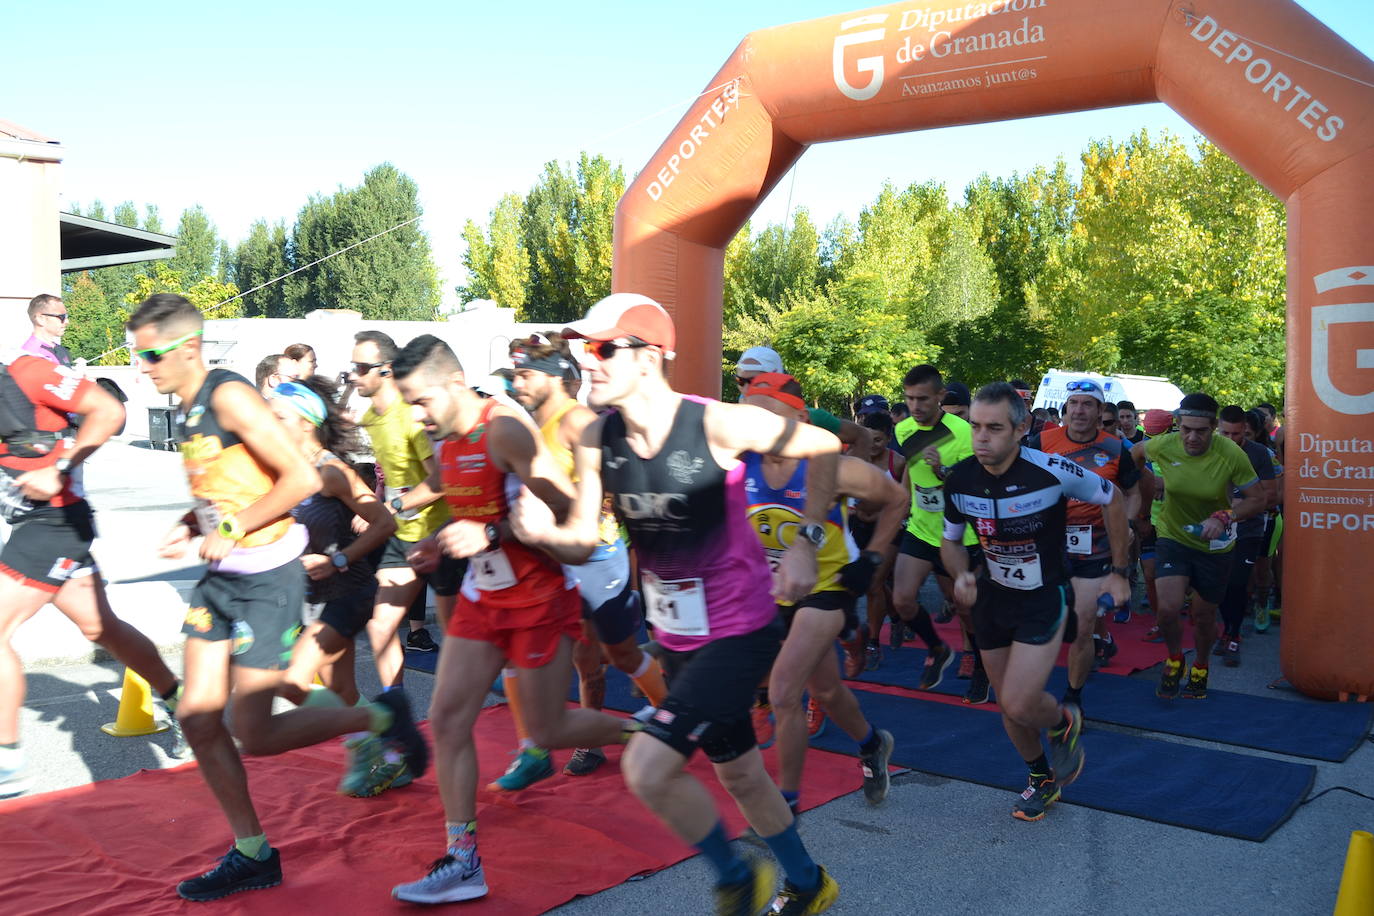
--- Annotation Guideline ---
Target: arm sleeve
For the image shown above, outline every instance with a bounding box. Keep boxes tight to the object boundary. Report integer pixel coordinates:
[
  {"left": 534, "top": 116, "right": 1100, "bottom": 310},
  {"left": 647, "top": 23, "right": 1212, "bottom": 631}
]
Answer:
[
  {"left": 807, "top": 407, "right": 842, "bottom": 435},
  {"left": 942, "top": 478, "right": 968, "bottom": 539},
  {"left": 1051, "top": 455, "right": 1115, "bottom": 506}
]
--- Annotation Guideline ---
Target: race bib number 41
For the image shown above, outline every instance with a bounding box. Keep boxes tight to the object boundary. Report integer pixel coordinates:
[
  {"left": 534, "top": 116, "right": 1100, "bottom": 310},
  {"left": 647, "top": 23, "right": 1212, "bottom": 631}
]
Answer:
[
  {"left": 987, "top": 553, "right": 1044, "bottom": 591},
  {"left": 642, "top": 571, "right": 710, "bottom": 637},
  {"left": 470, "top": 547, "right": 517, "bottom": 591}
]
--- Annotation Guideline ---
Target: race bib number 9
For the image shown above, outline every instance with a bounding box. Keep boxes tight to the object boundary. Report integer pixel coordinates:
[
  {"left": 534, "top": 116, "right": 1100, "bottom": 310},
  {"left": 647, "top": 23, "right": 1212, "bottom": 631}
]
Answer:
[
  {"left": 916, "top": 486, "right": 944, "bottom": 512},
  {"left": 642, "top": 571, "right": 710, "bottom": 637},
  {"left": 1066, "top": 526, "right": 1092, "bottom": 556},
  {"left": 987, "top": 553, "right": 1044, "bottom": 591},
  {"left": 470, "top": 547, "right": 517, "bottom": 591}
]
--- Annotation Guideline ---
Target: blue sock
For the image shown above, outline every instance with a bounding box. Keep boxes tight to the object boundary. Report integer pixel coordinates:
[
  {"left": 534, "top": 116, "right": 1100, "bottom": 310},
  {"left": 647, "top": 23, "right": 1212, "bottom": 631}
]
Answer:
[
  {"left": 382, "top": 684, "right": 404, "bottom": 694},
  {"left": 761, "top": 820, "right": 819, "bottom": 891},
  {"left": 858, "top": 726, "right": 881, "bottom": 755},
  {"left": 693, "top": 821, "right": 749, "bottom": 886}
]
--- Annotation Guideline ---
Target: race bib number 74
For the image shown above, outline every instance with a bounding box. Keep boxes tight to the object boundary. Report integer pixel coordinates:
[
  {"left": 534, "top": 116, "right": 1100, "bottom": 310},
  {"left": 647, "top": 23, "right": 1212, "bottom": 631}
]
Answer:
[{"left": 987, "top": 553, "right": 1044, "bottom": 591}]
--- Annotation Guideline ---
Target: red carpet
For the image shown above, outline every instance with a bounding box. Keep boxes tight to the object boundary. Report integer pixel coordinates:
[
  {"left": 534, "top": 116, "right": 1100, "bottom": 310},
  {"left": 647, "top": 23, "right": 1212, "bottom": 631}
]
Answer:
[{"left": 0, "top": 706, "right": 863, "bottom": 915}]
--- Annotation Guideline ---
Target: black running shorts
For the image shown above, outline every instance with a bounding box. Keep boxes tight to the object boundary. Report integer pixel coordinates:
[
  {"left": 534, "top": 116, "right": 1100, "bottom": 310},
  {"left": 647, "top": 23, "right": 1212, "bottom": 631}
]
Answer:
[
  {"left": 1154, "top": 537, "right": 1234, "bottom": 606},
  {"left": 898, "top": 532, "right": 983, "bottom": 579},
  {"left": 644, "top": 616, "right": 784, "bottom": 764},
  {"left": 971, "top": 579, "right": 1073, "bottom": 651},
  {"left": 183, "top": 561, "right": 305, "bottom": 670},
  {"left": 0, "top": 501, "right": 97, "bottom": 593},
  {"left": 779, "top": 590, "right": 859, "bottom": 642}
]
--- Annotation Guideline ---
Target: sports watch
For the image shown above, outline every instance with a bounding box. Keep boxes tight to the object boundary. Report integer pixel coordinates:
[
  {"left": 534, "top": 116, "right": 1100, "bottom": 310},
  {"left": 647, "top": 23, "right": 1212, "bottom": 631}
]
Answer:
[
  {"left": 54, "top": 457, "right": 73, "bottom": 477},
  {"left": 217, "top": 514, "right": 246, "bottom": 541},
  {"left": 484, "top": 522, "right": 500, "bottom": 549},
  {"left": 331, "top": 551, "right": 349, "bottom": 571},
  {"left": 1110, "top": 565, "right": 1131, "bottom": 579},
  {"left": 390, "top": 496, "right": 405, "bottom": 512},
  {"left": 798, "top": 523, "right": 826, "bottom": 548}
]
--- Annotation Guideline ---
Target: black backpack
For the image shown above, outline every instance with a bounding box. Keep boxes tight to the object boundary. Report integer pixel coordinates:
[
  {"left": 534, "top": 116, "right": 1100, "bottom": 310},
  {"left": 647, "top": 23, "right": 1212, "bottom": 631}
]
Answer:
[{"left": 0, "top": 365, "right": 70, "bottom": 459}]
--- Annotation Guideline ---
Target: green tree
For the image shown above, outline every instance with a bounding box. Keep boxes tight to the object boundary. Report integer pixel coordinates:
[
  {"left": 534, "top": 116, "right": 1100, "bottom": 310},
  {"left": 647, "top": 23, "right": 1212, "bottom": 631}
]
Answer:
[
  {"left": 62, "top": 273, "right": 128, "bottom": 365},
  {"left": 286, "top": 164, "right": 439, "bottom": 320},
  {"left": 459, "top": 193, "right": 529, "bottom": 314},
  {"left": 231, "top": 220, "right": 291, "bottom": 317},
  {"left": 127, "top": 264, "right": 243, "bottom": 320},
  {"left": 166, "top": 205, "right": 220, "bottom": 287}
]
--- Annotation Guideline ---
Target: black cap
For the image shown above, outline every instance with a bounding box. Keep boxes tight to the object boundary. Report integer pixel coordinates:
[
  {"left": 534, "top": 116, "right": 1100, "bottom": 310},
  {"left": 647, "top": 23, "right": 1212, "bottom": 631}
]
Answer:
[
  {"left": 855, "top": 394, "right": 890, "bottom": 416},
  {"left": 942, "top": 382, "right": 971, "bottom": 407}
]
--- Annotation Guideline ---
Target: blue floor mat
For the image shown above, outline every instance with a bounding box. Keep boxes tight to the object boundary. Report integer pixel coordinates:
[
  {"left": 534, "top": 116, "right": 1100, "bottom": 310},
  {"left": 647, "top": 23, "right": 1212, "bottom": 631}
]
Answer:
[
  {"left": 808, "top": 688, "right": 1315, "bottom": 841},
  {"left": 854, "top": 645, "right": 1373, "bottom": 762}
]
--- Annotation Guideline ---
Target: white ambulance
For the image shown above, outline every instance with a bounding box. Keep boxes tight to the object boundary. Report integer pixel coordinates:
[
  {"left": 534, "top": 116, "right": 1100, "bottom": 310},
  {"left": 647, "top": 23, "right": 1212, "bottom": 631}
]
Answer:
[{"left": 1032, "top": 370, "right": 1184, "bottom": 413}]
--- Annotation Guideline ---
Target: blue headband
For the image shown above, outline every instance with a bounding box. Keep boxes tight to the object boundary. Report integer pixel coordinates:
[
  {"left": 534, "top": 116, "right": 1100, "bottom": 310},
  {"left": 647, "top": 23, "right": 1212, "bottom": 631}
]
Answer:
[{"left": 270, "top": 381, "right": 327, "bottom": 427}]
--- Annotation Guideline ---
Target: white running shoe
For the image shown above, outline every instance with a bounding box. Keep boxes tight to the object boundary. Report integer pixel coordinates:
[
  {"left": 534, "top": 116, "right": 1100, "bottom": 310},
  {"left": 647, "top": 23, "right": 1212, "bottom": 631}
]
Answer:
[{"left": 392, "top": 854, "right": 488, "bottom": 904}]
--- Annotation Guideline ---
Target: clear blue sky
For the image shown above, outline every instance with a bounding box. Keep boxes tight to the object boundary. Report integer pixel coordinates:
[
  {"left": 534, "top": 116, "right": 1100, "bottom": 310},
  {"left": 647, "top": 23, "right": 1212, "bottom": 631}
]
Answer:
[{"left": 6, "top": 1, "right": 1371, "bottom": 308}]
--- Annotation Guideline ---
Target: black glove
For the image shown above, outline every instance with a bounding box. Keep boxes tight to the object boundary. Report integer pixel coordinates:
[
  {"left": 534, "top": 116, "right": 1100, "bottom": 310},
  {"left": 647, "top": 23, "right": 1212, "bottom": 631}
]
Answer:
[{"left": 839, "top": 550, "right": 883, "bottom": 595}]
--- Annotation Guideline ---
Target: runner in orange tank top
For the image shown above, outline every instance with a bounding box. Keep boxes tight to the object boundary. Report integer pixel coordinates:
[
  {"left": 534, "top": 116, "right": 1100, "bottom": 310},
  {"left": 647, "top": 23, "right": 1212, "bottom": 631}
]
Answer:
[{"left": 388, "top": 335, "right": 635, "bottom": 907}]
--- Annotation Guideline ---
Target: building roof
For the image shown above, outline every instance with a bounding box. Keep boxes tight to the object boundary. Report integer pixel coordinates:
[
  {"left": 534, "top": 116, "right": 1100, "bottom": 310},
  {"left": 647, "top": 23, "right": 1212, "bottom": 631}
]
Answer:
[
  {"left": 0, "top": 119, "right": 59, "bottom": 143},
  {"left": 59, "top": 213, "right": 177, "bottom": 273}
]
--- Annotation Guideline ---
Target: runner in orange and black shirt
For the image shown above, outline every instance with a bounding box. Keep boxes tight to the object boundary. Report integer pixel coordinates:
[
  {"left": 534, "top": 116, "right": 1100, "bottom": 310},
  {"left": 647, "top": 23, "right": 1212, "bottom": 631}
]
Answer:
[
  {"left": 1026, "top": 377, "right": 1141, "bottom": 716},
  {"left": 0, "top": 353, "right": 183, "bottom": 798}
]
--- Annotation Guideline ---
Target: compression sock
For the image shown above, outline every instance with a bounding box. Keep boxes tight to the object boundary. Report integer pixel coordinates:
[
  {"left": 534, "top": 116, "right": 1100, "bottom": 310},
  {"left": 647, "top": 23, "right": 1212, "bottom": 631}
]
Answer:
[
  {"left": 910, "top": 608, "right": 941, "bottom": 649},
  {"left": 858, "top": 726, "right": 883, "bottom": 756},
  {"left": 694, "top": 821, "right": 750, "bottom": 886},
  {"left": 235, "top": 833, "right": 270, "bottom": 861},
  {"left": 446, "top": 820, "right": 478, "bottom": 863},
  {"left": 761, "top": 820, "right": 819, "bottom": 892},
  {"left": 1027, "top": 753, "right": 1051, "bottom": 778},
  {"left": 781, "top": 789, "right": 801, "bottom": 815},
  {"left": 629, "top": 653, "right": 668, "bottom": 706}
]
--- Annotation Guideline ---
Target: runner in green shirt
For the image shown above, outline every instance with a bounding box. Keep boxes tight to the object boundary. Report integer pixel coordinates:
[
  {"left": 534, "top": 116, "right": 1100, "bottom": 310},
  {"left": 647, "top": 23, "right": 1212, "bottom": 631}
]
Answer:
[
  {"left": 891, "top": 365, "right": 985, "bottom": 700},
  {"left": 1130, "top": 393, "right": 1265, "bottom": 700}
]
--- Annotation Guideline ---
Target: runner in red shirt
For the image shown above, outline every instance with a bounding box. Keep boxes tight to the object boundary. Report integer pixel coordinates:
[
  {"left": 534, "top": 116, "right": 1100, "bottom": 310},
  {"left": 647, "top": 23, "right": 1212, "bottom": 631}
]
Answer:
[
  {"left": 0, "top": 354, "right": 183, "bottom": 797},
  {"left": 389, "top": 335, "right": 630, "bottom": 906}
]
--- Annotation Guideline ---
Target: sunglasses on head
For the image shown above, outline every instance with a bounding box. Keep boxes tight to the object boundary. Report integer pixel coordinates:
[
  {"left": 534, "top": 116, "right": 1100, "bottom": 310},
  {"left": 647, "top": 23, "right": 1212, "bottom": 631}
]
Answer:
[
  {"left": 134, "top": 329, "right": 202, "bottom": 364},
  {"left": 1066, "top": 380, "right": 1100, "bottom": 393},
  {"left": 588, "top": 339, "right": 651, "bottom": 361}
]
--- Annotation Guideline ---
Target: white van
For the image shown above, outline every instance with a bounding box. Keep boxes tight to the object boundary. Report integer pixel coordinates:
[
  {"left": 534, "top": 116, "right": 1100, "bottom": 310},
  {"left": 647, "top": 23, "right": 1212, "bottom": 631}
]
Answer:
[{"left": 1033, "top": 370, "right": 1184, "bottom": 413}]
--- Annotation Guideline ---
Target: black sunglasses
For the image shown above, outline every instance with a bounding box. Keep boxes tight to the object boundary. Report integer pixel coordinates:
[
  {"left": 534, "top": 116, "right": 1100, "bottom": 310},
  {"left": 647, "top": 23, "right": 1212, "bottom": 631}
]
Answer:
[
  {"left": 41, "top": 312, "right": 70, "bottom": 322},
  {"left": 350, "top": 361, "right": 387, "bottom": 376},
  {"left": 589, "top": 340, "right": 651, "bottom": 361}
]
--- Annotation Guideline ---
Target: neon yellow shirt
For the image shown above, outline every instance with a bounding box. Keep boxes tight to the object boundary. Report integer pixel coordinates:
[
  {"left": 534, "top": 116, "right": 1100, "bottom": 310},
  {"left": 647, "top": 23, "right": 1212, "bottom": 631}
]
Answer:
[
  {"left": 362, "top": 398, "right": 449, "bottom": 542},
  {"left": 1145, "top": 432, "right": 1258, "bottom": 552},
  {"left": 895, "top": 413, "right": 978, "bottom": 547}
]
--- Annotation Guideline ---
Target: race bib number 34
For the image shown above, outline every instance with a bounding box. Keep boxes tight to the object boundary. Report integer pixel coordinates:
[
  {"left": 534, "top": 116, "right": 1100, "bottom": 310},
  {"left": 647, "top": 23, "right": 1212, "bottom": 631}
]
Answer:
[
  {"left": 642, "top": 571, "right": 710, "bottom": 637},
  {"left": 916, "top": 486, "right": 944, "bottom": 512},
  {"left": 988, "top": 553, "right": 1044, "bottom": 591}
]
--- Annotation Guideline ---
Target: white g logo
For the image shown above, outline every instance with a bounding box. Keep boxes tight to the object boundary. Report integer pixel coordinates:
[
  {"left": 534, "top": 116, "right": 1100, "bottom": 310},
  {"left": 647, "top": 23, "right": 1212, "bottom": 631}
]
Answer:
[
  {"left": 832, "top": 13, "right": 888, "bottom": 102},
  {"left": 1311, "top": 267, "right": 1374, "bottom": 415}
]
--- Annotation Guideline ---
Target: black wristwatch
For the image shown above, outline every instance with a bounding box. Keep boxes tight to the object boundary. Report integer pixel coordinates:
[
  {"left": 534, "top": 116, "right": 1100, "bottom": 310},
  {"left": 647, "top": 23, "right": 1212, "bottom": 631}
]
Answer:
[
  {"left": 1110, "top": 565, "right": 1131, "bottom": 578},
  {"left": 54, "top": 457, "right": 72, "bottom": 477},
  {"left": 390, "top": 496, "right": 404, "bottom": 512},
  {"left": 798, "top": 523, "right": 826, "bottom": 548},
  {"left": 484, "top": 522, "right": 500, "bottom": 548}
]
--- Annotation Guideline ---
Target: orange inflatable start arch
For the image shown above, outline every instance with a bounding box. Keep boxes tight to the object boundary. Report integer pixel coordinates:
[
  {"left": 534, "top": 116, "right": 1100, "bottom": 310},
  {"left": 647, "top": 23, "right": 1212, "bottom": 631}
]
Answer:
[{"left": 612, "top": 0, "right": 1374, "bottom": 701}]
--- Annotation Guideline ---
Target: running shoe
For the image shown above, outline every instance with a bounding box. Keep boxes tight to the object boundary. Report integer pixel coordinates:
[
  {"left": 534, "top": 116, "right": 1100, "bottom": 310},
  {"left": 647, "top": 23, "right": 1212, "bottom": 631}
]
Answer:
[
  {"left": 392, "top": 853, "right": 488, "bottom": 904},
  {"left": 752, "top": 702, "right": 775, "bottom": 750},
  {"left": 1143, "top": 625, "right": 1164, "bottom": 643},
  {"left": 805, "top": 698, "right": 827, "bottom": 741},
  {"left": 373, "top": 689, "right": 429, "bottom": 779},
  {"left": 962, "top": 667, "right": 991, "bottom": 705},
  {"left": 1113, "top": 604, "right": 1131, "bottom": 624},
  {"left": 1098, "top": 636, "right": 1119, "bottom": 667},
  {"left": 715, "top": 856, "right": 777, "bottom": 916},
  {"left": 339, "top": 734, "right": 385, "bottom": 796},
  {"left": 354, "top": 745, "right": 413, "bottom": 797},
  {"left": 841, "top": 633, "right": 865, "bottom": 680},
  {"left": 177, "top": 847, "right": 282, "bottom": 901},
  {"left": 1048, "top": 704, "right": 1085, "bottom": 787},
  {"left": 917, "top": 644, "right": 954, "bottom": 691},
  {"left": 1157, "top": 658, "right": 1184, "bottom": 699},
  {"left": 563, "top": 747, "right": 607, "bottom": 776},
  {"left": 770, "top": 865, "right": 839, "bottom": 914},
  {"left": 165, "top": 711, "right": 191, "bottom": 760},
  {"left": 859, "top": 729, "right": 894, "bottom": 805},
  {"left": 956, "top": 652, "right": 975, "bottom": 680},
  {"left": 0, "top": 759, "right": 33, "bottom": 799},
  {"left": 1181, "top": 665, "right": 1209, "bottom": 699},
  {"left": 934, "top": 601, "right": 955, "bottom": 624},
  {"left": 406, "top": 628, "right": 438, "bottom": 652},
  {"left": 887, "top": 616, "right": 905, "bottom": 650},
  {"left": 488, "top": 747, "right": 554, "bottom": 792},
  {"left": 1011, "top": 773, "right": 1060, "bottom": 822},
  {"left": 1224, "top": 639, "right": 1241, "bottom": 668},
  {"left": 863, "top": 643, "right": 881, "bottom": 672},
  {"left": 1253, "top": 600, "right": 1271, "bottom": 633}
]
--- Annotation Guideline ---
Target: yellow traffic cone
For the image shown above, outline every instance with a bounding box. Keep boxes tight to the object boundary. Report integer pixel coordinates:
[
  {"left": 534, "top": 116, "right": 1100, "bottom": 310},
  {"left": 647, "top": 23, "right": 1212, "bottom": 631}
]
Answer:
[
  {"left": 1335, "top": 830, "right": 1374, "bottom": 916},
  {"left": 100, "top": 669, "right": 170, "bottom": 737}
]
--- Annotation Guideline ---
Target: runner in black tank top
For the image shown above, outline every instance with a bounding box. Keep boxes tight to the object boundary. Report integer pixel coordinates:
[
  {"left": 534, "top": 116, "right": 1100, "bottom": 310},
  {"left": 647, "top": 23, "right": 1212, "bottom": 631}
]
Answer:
[{"left": 511, "top": 294, "right": 845, "bottom": 915}]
